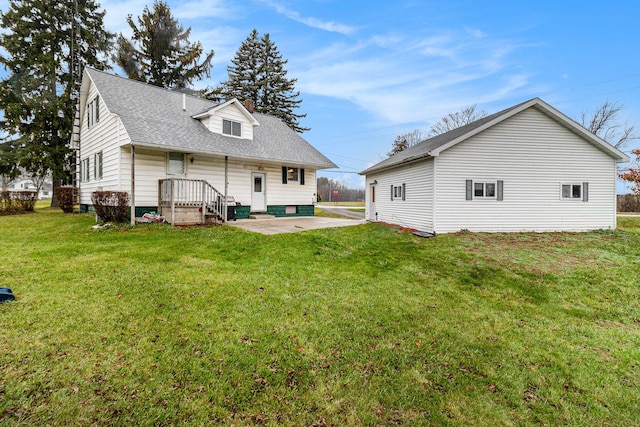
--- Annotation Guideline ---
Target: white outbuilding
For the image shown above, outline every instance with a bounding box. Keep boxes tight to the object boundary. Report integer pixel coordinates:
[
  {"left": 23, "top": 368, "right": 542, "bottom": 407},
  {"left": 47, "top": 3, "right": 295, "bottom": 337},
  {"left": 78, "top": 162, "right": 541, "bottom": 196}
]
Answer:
[{"left": 360, "top": 98, "right": 629, "bottom": 233}]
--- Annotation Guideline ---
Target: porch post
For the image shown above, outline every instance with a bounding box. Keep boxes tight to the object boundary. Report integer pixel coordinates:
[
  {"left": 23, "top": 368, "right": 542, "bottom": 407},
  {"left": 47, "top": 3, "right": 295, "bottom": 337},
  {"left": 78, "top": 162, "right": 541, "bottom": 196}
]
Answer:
[
  {"left": 201, "top": 180, "right": 206, "bottom": 224},
  {"left": 171, "top": 178, "right": 176, "bottom": 226},
  {"left": 224, "top": 156, "right": 228, "bottom": 223},
  {"left": 130, "top": 144, "right": 135, "bottom": 226}
]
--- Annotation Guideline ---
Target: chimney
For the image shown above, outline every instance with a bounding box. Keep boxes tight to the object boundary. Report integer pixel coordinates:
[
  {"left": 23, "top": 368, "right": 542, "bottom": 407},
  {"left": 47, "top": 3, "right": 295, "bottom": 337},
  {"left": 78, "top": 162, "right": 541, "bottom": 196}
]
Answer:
[{"left": 244, "top": 99, "right": 255, "bottom": 113}]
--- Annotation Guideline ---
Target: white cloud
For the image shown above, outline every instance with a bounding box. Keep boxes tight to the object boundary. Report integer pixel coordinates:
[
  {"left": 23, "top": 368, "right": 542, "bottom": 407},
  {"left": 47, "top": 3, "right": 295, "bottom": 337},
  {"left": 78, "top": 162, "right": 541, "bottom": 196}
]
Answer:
[
  {"left": 101, "top": 0, "right": 238, "bottom": 36},
  {"left": 257, "top": 0, "right": 357, "bottom": 35},
  {"left": 172, "top": 0, "right": 233, "bottom": 20},
  {"left": 294, "top": 29, "right": 534, "bottom": 126},
  {"left": 100, "top": 0, "right": 150, "bottom": 35}
]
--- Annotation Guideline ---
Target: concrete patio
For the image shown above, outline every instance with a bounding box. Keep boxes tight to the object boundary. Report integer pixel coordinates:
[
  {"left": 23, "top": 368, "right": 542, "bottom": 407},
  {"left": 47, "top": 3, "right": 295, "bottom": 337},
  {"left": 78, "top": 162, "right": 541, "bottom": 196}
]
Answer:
[{"left": 227, "top": 216, "right": 366, "bottom": 235}]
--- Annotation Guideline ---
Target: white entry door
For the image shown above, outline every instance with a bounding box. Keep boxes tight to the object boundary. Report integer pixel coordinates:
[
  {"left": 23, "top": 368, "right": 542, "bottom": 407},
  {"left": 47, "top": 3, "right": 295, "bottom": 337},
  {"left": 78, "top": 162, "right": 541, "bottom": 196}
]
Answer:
[
  {"left": 252, "top": 172, "right": 266, "bottom": 211},
  {"left": 369, "top": 183, "right": 377, "bottom": 221}
]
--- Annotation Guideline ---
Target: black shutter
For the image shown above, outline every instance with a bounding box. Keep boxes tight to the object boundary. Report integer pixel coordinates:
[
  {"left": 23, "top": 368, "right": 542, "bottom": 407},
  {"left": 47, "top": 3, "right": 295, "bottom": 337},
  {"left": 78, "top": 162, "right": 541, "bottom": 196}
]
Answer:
[
  {"left": 497, "top": 180, "right": 503, "bottom": 201},
  {"left": 402, "top": 183, "right": 406, "bottom": 201},
  {"left": 582, "top": 182, "right": 589, "bottom": 202},
  {"left": 95, "top": 96, "right": 99, "bottom": 123},
  {"left": 390, "top": 185, "right": 394, "bottom": 201},
  {"left": 282, "top": 166, "right": 288, "bottom": 184},
  {"left": 466, "top": 180, "right": 473, "bottom": 200},
  {"left": 300, "top": 168, "right": 305, "bottom": 185}
]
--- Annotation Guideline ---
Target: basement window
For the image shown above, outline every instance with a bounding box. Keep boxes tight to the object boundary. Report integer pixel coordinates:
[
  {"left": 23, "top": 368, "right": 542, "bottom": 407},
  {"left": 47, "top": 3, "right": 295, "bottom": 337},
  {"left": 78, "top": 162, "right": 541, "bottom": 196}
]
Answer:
[{"left": 222, "top": 119, "right": 242, "bottom": 137}]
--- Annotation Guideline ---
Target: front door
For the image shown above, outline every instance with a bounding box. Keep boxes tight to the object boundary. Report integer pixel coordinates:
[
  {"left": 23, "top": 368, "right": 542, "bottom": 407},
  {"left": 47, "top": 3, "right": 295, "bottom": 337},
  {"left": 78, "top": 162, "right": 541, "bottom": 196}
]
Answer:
[
  {"left": 369, "top": 183, "right": 377, "bottom": 221},
  {"left": 252, "top": 172, "right": 266, "bottom": 212}
]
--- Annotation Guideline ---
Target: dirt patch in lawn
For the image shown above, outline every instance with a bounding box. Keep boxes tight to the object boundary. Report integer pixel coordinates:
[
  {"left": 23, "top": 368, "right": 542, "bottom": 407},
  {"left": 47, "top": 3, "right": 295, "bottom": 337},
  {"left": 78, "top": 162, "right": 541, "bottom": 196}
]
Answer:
[{"left": 457, "top": 232, "right": 616, "bottom": 275}]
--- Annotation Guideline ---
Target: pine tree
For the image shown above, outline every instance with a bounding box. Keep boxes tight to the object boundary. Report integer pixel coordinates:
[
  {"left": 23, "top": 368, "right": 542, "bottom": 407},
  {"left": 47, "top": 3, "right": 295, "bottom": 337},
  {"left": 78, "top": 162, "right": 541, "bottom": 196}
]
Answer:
[
  {"left": 115, "top": 0, "right": 214, "bottom": 89},
  {"left": 219, "top": 29, "right": 308, "bottom": 133},
  {"left": 387, "top": 129, "right": 425, "bottom": 156},
  {"left": 388, "top": 135, "right": 409, "bottom": 157},
  {"left": 221, "top": 29, "right": 262, "bottom": 104},
  {"left": 0, "top": 0, "right": 113, "bottom": 201}
]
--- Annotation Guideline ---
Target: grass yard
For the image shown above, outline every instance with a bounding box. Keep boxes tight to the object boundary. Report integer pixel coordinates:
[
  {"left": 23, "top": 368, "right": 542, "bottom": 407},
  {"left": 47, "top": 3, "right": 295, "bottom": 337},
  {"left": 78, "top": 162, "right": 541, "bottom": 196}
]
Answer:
[{"left": 1, "top": 208, "right": 639, "bottom": 426}]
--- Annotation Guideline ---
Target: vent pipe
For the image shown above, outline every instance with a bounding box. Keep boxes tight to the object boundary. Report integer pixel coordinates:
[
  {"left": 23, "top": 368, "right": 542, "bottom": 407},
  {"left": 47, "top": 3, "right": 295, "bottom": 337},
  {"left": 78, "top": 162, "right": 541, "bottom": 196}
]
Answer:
[{"left": 182, "top": 93, "right": 186, "bottom": 111}]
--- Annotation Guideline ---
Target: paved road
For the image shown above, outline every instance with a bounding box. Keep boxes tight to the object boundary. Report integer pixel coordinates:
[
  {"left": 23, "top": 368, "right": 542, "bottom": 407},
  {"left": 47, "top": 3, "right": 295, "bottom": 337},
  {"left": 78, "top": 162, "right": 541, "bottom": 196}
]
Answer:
[{"left": 317, "top": 205, "right": 365, "bottom": 220}]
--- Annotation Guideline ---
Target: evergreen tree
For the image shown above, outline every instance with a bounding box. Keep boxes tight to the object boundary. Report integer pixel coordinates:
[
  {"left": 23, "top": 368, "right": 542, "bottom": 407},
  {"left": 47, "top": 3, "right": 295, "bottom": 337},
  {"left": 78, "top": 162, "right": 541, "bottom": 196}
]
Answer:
[
  {"left": 219, "top": 29, "right": 308, "bottom": 133},
  {"left": 388, "top": 129, "right": 425, "bottom": 156},
  {"left": 115, "top": 0, "right": 214, "bottom": 89},
  {"left": 221, "top": 29, "right": 262, "bottom": 104},
  {"left": 388, "top": 135, "right": 409, "bottom": 157},
  {"left": 0, "top": 0, "right": 113, "bottom": 201}
]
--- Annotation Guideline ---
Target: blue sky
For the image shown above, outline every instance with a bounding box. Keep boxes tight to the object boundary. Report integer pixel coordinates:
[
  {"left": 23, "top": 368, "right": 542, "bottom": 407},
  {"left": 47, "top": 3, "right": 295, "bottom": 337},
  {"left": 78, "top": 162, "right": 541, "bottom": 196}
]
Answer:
[{"left": 2, "top": 0, "right": 639, "bottom": 191}]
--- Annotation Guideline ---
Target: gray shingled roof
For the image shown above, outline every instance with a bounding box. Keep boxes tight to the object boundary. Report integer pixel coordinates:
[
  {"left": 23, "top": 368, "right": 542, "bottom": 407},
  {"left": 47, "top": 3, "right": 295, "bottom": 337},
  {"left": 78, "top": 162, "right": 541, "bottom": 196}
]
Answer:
[
  {"left": 86, "top": 68, "right": 336, "bottom": 169},
  {"left": 360, "top": 100, "right": 529, "bottom": 175},
  {"left": 360, "top": 98, "right": 629, "bottom": 175}
]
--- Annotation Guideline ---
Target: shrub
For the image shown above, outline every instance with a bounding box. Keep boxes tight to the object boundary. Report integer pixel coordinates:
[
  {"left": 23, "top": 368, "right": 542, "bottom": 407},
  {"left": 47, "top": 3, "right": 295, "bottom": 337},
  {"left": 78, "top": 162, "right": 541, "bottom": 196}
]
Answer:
[
  {"left": 55, "top": 187, "right": 77, "bottom": 213},
  {"left": 91, "top": 191, "right": 130, "bottom": 223},
  {"left": 0, "top": 190, "right": 37, "bottom": 215},
  {"left": 13, "top": 191, "right": 37, "bottom": 212}
]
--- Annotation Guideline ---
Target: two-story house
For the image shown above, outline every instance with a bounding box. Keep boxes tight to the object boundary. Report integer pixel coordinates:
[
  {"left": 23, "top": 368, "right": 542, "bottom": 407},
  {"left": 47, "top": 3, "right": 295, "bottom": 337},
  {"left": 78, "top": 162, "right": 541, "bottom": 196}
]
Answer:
[{"left": 73, "top": 68, "right": 336, "bottom": 224}]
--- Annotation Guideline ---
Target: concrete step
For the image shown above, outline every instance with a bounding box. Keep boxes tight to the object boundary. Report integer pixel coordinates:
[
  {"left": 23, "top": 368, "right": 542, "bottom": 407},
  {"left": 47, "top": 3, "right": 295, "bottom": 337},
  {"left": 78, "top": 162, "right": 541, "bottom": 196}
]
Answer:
[{"left": 249, "top": 214, "right": 276, "bottom": 220}]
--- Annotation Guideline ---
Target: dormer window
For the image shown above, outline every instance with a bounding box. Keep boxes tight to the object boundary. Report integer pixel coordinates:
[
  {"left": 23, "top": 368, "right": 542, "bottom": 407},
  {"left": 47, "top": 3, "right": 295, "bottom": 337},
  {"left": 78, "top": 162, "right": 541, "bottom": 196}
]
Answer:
[{"left": 223, "top": 119, "right": 241, "bottom": 137}]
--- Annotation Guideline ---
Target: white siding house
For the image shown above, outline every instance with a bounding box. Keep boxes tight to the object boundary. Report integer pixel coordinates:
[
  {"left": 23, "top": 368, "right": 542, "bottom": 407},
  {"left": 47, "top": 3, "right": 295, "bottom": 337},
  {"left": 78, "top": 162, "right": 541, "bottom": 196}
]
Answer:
[
  {"left": 73, "top": 68, "right": 335, "bottom": 224},
  {"left": 361, "top": 98, "right": 629, "bottom": 233}
]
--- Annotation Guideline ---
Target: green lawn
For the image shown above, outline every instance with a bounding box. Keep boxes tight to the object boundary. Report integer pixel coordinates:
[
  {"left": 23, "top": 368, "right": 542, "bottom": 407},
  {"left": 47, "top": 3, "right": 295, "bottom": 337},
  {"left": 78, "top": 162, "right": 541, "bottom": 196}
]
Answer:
[{"left": 1, "top": 208, "right": 639, "bottom": 426}]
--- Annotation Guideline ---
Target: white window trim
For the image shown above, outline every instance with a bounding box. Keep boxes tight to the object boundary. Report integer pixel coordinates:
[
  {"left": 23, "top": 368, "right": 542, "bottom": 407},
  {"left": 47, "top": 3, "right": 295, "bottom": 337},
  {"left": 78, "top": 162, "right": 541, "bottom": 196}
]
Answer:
[
  {"left": 87, "top": 96, "right": 99, "bottom": 129},
  {"left": 287, "top": 167, "right": 299, "bottom": 182},
  {"left": 560, "top": 183, "right": 582, "bottom": 200},
  {"left": 167, "top": 152, "right": 186, "bottom": 176},
  {"left": 222, "top": 118, "right": 242, "bottom": 137},
  {"left": 94, "top": 151, "right": 103, "bottom": 180},
  {"left": 81, "top": 157, "right": 91, "bottom": 182},
  {"left": 473, "top": 181, "right": 497, "bottom": 199}
]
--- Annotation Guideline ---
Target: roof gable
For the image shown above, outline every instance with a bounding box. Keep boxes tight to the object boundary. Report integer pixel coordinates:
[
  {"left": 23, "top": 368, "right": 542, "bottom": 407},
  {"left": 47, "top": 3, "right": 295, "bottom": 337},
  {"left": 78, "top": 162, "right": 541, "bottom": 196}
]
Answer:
[
  {"left": 360, "top": 98, "right": 629, "bottom": 175},
  {"left": 192, "top": 99, "right": 259, "bottom": 126}
]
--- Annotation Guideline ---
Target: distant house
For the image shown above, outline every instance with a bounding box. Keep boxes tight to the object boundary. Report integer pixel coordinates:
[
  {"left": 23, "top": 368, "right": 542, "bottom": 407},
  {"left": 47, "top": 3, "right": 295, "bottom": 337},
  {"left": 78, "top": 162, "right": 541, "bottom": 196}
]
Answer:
[
  {"left": 360, "top": 98, "right": 629, "bottom": 233},
  {"left": 72, "top": 68, "right": 335, "bottom": 224},
  {"left": 5, "top": 177, "right": 52, "bottom": 199}
]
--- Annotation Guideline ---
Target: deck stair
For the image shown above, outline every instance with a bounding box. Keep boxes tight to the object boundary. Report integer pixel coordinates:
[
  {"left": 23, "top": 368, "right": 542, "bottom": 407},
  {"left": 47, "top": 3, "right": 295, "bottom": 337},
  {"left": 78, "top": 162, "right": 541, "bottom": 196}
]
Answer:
[{"left": 159, "top": 178, "right": 228, "bottom": 225}]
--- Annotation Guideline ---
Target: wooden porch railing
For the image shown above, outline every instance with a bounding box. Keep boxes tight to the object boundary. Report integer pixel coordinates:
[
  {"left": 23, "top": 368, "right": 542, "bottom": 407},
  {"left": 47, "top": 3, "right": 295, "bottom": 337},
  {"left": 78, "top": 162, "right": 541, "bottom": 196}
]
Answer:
[{"left": 158, "top": 178, "right": 225, "bottom": 224}]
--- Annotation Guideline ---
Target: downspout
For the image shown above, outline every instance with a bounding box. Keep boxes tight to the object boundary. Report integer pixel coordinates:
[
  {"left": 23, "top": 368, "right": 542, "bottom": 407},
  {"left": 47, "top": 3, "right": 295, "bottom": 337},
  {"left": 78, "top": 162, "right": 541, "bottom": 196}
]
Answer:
[
  {"left": 130, "top": 144, "right": 135, "bottom": 226},
  {"left": 224, "top": 156, "right": 228, "bottom": 223}
]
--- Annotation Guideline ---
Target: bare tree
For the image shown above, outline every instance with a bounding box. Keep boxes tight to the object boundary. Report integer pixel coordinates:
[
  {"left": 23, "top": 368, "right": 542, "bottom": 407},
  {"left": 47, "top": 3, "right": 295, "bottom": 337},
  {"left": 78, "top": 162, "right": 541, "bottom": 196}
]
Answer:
[
  {"left": 580, "top": 101, "right": 638, "bottom": 149},
  {"left": 429, "top": 105, "right": 488, "bottom": 137}
]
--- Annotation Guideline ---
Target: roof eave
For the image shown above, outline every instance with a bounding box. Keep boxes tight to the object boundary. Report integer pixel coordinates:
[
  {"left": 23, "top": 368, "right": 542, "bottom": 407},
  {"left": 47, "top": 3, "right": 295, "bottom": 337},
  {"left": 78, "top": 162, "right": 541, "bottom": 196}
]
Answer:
[
  {"left": 360, "top": 152, "right": 433, "bottom": 175},
  {"left": 124, "top": 140, "right": 336, "bottom": 169}
]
